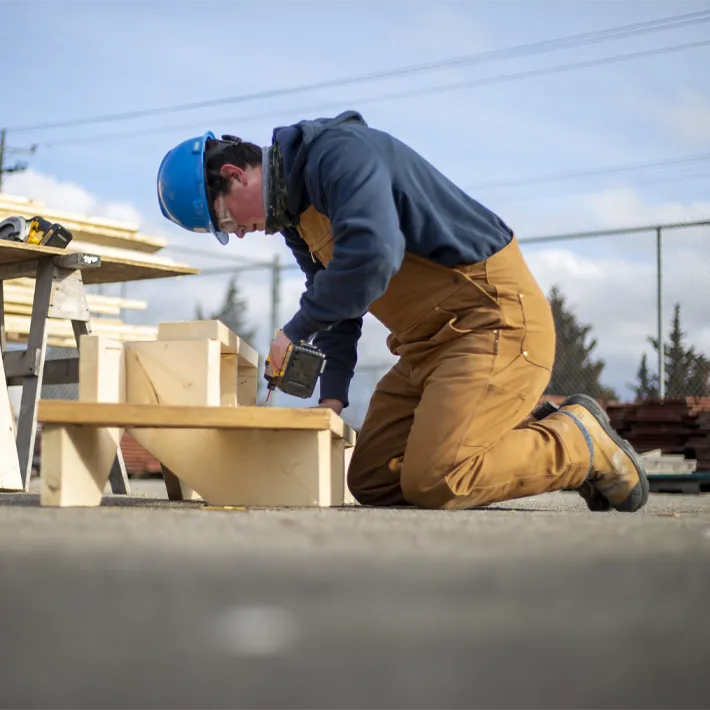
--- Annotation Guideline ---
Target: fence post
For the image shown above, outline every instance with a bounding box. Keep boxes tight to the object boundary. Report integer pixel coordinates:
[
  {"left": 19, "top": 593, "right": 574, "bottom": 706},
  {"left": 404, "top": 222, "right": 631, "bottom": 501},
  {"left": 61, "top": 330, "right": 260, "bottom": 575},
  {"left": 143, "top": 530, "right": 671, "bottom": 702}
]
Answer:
[
  {"left": 268, "top": 254, "right": 282, "bottom": 406},
  {"left": 656, "top": 226, "right": 665, "bottom": 400}
]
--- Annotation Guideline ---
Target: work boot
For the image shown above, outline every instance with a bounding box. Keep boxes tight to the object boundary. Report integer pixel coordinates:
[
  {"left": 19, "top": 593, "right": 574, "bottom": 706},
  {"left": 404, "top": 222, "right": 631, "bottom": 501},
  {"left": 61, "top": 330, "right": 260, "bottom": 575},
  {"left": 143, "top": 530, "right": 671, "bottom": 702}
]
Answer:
[
  {"left": 526, "top": 400, "right": 611, "bottom": 511},
  {"left": 558, "top": 394, "right": 649, "bottom": 513}
]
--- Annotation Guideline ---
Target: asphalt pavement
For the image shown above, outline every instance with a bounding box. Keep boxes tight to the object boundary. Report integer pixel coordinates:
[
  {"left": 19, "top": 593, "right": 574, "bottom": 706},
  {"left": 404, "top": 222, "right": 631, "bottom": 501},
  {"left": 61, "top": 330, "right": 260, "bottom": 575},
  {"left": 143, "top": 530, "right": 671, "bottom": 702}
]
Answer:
[{"left": 1, "top": 481, "right": 709, "bottom": 709}]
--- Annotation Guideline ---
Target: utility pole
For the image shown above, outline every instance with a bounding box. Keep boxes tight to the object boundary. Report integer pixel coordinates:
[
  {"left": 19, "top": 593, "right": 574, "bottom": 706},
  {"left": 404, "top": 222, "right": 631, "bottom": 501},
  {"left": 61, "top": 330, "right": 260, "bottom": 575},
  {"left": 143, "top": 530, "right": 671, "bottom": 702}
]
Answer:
[
  {"left": 0, "top": 128, "right": 37, "bottom": 193},
  {"left": 268, "top": 254, "right": 282, "bottom": 406}
]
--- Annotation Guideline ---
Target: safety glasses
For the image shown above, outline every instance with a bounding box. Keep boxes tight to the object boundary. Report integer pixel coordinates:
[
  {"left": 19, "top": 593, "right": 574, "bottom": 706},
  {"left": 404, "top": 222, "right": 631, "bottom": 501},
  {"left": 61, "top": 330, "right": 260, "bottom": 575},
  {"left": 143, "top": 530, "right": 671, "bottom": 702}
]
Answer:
[{"left": 214, "top": 193, "right": 240, "bottom": 235}]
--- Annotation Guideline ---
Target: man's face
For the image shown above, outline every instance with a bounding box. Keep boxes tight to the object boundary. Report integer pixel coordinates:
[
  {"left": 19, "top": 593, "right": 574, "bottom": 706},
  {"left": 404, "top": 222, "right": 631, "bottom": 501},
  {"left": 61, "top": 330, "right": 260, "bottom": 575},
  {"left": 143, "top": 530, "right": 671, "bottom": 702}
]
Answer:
[{"left": 213, "top": 164, "right": 266, "bottom": 239}]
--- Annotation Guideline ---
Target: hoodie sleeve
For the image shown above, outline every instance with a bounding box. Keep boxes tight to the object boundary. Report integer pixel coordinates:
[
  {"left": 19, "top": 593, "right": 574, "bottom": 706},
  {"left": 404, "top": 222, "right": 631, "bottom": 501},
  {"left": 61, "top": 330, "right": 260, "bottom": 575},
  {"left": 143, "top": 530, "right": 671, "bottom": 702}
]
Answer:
[
  {"left": 281, "top": 131, "right": 405, "bottom": 343},
  {"left": 282, "top": 227, "right": 362, "bottom": 408}
]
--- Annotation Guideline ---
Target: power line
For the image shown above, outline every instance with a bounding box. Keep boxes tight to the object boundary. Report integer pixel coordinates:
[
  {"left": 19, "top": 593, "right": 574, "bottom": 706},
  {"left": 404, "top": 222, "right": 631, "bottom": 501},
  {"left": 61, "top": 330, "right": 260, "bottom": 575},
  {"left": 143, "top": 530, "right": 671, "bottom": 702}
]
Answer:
[
  {"left": 163, "top": 243, "right": 273, "bottom": 265},
  {"left": 492, "top": 170, "right": 709, "bottom": 206},
  {"left": 467, "top": 151, "right": 710, "bottom": 191},
  {"left": 0, "top": 129, "right": 36, "bottom": 192},
  {"left": 36, "top": 36, "right": 710, "bottom": 149},
  {"left": 9, "top": 8, "right": 710, "bottom": 134},
  {"left": 197, "top": 262, "right": 301, "bottom": 276}
]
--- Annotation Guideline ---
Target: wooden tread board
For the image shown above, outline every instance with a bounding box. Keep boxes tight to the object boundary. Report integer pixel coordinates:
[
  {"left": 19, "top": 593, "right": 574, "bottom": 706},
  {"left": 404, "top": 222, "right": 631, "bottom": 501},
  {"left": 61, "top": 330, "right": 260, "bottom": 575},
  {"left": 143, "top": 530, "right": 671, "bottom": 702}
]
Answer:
[
  {"left": 0, "top": 240, "right": 199, "bottom": 284},
  {"left": 37, "top": 401, "right": 356, "bottom": 444}
]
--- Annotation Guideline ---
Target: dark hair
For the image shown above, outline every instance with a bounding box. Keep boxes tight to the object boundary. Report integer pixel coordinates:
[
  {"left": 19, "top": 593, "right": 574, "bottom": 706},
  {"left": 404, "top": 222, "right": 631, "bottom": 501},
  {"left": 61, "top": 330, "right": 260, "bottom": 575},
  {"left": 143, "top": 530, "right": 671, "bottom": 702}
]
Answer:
[{"left": 204, "top": 135, "right": 262, "bottom": 199}]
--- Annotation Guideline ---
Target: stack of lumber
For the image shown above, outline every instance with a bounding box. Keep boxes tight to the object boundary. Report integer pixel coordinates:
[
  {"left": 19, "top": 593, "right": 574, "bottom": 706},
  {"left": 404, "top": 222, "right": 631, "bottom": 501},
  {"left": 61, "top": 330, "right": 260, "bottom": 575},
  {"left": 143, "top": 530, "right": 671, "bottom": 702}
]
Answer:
[
  {"left": 0, "top": 193, "right": 182, "bottom": 265},
  {"left": 2, "top": 276, "right": 158, "bottom": 347},
  {"left": 0, "top": 192, "right": 194, "bottom": 345},
  {"left": 606, "top": 398, "right": 710, "bottom": 471},
  {"left": 639, "top": 449, "right": 697, "bottom": 475}
]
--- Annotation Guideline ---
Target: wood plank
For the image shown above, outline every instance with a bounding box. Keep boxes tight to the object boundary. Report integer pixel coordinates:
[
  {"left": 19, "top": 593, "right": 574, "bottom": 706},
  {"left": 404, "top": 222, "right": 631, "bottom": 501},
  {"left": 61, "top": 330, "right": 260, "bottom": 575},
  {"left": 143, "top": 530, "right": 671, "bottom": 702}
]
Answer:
[
  {"left": 157, "top": 320, "right": 259, "bottom": 367},
  {"left": 220, "top": 353, "right": 238, "bottom": 407},
  {"left": 142, "top": 427, "right": 333, "bottom": 507},
  {"left": 36, "top": 400, "right": 351, "bottom": 438},
  {"left": 41, "top": 336, "right": 126, "bottom": 506},
  {"left": 124, "top": 338, "right": 223, "bottom": 502},
  {"left": 75, "top": 328, "right": 130, "bottom": 496},
  {"left": 124, "top": 340, "right": 223, "bottom": 407},
  {"left": 157, "top": 320, "right": 259, "bottom": 405},
  {"left": 0, "top": 281, "right": 5, "bottom": 352},
  {"left": 40, "top": 425, "right": 116, "bottom": 506},
  {"left": 237, "top": 360, "right": 258, "bottom": 406},
  {"left": 4, "top": 280, "right": 148, "bottom": 312},
  {"left": 330, "top": 438, "right": 345, "bottom": 506},
  {"left": 0, "top": 240, "right": 198, "bottom": 285},
  {"left": 4, "top": 315, "right": 157, "bottom": 342}
]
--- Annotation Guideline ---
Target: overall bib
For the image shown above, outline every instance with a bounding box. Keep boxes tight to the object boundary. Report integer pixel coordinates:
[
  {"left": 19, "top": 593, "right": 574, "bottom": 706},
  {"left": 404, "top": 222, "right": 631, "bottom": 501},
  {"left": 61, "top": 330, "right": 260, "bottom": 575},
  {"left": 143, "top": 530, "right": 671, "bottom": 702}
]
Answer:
[{"left": 296, "top": 207, "right": 591, "bottom": 509}]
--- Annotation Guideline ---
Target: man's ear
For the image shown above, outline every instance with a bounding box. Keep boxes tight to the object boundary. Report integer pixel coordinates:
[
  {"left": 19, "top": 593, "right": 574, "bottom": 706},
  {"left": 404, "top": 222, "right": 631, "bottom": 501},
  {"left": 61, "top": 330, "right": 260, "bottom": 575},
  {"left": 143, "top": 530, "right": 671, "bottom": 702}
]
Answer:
[{"left": 219, "top": 164, "right": 242, "bottom": 182}]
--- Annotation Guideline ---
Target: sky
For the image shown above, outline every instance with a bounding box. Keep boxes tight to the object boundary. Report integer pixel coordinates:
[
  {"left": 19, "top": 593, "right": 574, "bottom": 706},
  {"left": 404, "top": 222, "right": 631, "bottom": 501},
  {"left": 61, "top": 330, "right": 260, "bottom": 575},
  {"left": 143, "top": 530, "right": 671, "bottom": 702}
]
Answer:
[{"left": 2, "top": 0, "right": 710, "bottom": 426}]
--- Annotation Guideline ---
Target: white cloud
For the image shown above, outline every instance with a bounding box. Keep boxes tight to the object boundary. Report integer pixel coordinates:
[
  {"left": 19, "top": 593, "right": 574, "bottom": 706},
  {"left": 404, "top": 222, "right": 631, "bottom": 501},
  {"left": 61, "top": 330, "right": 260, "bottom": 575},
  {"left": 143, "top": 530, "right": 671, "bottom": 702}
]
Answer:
[
  {"left": 3, "top": 169, "right": 143, "bottom": 226},
  {"left": 584, "top": 186, "right": 710, "bottom": 228},
  {"left": 650, "top": 90, "right": 710, "bottom": 146}
]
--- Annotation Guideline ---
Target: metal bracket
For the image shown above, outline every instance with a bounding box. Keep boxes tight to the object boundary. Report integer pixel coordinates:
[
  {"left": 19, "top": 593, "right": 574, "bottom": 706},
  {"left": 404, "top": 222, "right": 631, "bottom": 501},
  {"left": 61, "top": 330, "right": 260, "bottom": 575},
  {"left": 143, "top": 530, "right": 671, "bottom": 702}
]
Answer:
[
  {"left": 3, "top": 349, "right": 41, "bottom": 379},
  {"left": 0, "top": 253, "right": 101, "bottom": 282}
]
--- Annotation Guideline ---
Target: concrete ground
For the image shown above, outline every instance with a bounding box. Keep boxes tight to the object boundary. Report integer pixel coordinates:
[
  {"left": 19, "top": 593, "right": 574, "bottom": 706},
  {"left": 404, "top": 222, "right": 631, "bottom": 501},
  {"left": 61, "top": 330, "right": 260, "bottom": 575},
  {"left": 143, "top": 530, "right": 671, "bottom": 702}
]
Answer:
[{"left": 1, "top": 480, "right": 709, "bottom": 709}]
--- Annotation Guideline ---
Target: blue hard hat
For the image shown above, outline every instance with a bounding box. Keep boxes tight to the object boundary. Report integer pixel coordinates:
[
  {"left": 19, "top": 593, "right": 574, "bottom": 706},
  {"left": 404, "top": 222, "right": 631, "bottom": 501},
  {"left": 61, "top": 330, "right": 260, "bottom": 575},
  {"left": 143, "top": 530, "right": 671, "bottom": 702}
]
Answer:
[{"left": 156, "top": 132, "right": 230, "bottom": 245}]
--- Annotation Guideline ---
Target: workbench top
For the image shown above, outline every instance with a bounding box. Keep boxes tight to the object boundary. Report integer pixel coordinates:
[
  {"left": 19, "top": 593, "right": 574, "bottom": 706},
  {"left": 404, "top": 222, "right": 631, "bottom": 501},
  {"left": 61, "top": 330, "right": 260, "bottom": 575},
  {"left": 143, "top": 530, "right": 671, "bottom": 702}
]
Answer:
[{"left": 0, "top": 239, "right": 199, "bottom": 284}]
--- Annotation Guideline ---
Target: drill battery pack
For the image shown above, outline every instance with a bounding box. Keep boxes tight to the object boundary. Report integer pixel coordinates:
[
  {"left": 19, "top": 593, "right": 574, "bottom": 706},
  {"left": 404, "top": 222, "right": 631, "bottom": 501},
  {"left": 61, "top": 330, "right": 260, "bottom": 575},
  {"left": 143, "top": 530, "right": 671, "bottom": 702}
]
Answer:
[
  {"left": 0, "top": 216, "right": 73, "bottom": 249},
  {"left": 265, "top": 340, "right": 326, "bottom": 399},
  {"left": 27, "top": 217, "right": 73, "bottom": 249}
]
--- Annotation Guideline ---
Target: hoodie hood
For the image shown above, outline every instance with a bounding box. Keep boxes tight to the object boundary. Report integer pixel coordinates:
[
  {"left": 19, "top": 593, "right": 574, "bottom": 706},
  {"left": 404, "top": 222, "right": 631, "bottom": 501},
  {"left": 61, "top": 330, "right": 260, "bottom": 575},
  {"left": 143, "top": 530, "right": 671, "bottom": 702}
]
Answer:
[{"left": 272, "top": 110, "right": 367, "bottom": 216}]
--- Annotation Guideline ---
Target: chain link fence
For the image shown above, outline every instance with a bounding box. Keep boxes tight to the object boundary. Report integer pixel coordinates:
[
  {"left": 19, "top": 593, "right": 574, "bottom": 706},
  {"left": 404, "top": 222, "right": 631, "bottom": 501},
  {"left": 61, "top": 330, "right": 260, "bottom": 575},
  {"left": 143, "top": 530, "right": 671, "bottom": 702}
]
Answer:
[{"left": 29, "top": 220, "right": 709, "bottom": 431}]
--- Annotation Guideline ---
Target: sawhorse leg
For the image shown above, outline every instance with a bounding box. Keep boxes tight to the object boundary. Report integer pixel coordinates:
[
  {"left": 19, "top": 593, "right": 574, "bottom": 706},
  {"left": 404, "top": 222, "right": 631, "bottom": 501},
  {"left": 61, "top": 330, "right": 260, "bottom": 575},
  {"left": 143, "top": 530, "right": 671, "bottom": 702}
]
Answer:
[
  {"left": 12, "top": 259, "right": 129, "bottom": 494},
  {"left": 16, "top": 260, "right": 53, "bottom": 490}
]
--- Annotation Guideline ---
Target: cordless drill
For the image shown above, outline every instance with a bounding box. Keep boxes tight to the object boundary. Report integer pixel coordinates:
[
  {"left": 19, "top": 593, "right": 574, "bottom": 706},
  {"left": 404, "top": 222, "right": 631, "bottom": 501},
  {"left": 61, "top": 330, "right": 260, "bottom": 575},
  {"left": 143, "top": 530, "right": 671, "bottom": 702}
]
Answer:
[{"left": 264, "top": 331, "right": 326, "bottom": 403}]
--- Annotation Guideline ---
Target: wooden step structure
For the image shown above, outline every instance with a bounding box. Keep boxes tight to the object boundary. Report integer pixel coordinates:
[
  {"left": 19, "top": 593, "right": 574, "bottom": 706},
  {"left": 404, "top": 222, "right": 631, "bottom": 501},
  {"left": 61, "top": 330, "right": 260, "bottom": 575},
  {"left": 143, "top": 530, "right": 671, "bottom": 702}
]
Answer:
[{"left": 37, "top": 320, "right": 356, "bottom": 508}]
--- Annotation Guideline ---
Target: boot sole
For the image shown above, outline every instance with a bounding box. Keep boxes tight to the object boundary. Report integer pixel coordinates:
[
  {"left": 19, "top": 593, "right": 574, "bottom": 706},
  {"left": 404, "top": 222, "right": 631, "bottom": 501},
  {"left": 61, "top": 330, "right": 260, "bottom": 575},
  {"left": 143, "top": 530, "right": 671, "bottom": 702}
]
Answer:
[{"left": 563, "top": 394, "right": 650, "bottom": 512}]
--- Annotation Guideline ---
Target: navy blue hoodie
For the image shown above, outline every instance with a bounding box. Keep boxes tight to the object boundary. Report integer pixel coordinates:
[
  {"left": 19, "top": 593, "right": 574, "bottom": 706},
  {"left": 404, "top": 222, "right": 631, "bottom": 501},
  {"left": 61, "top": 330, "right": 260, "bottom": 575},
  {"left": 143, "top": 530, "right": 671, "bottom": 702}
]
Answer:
[{"left": 277, "top": 111, "right": 513, "bottom": 408}]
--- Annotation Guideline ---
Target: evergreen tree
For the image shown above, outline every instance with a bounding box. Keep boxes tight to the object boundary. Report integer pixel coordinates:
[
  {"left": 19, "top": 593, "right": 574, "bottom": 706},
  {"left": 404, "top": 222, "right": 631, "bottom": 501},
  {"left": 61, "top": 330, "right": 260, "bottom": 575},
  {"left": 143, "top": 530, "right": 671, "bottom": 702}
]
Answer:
[
  {"left": 631, "top": 353, "right": 659, "bottom": 400},
  {"left": 195, "top": 274, "right": 255, "bottom": 344},
  {"left": 639, "top": 303, "right": 710, "bottom": 398},
  {"left": 545, "top": 285, "right": 618, "bottom": 399}
]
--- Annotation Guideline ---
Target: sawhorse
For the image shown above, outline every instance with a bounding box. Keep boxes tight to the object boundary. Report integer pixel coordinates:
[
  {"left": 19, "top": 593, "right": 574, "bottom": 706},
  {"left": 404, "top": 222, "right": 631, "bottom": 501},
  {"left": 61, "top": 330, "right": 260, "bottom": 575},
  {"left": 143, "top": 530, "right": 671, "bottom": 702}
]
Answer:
[{"left": 0, "top": 250, "right": 129, "bottom": 494}]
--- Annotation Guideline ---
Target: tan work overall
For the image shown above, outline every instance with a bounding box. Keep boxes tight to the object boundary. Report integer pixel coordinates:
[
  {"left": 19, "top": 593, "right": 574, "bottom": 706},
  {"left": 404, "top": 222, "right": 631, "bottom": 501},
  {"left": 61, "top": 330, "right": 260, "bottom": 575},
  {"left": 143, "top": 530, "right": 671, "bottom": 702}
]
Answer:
[{"left": 296, "top": 207, "right": 591, "bottom": 509}]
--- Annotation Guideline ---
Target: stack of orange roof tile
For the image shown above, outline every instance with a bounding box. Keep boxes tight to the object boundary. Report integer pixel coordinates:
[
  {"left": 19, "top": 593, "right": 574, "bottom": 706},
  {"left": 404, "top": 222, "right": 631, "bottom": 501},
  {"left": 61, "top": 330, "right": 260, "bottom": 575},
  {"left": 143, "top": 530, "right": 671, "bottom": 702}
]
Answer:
[{"left": 606, "top": 398, "right": 710, "bottom": 468}]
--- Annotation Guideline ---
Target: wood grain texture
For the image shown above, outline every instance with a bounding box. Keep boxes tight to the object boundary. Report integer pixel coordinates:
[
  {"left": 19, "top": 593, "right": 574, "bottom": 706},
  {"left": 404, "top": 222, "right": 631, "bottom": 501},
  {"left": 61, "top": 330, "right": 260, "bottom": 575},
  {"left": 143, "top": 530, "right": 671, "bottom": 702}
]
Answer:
[
  {"left": 136, "top": 427, "right": 333, "bottom": 507},
  {"left": 124, "top": 338, "right": 224, "bottom": 501},
  {"left": 157, "top": 320, "right": 259, "bottom": 368},
  {"left": 0, "top": 241, "right": 198, "bottom": 284},
  {"left": 40, "top": 336, "right": 125, "bottom": 506},
  {"left": 36, "top": 401, "right": 353, "bottom": 440}
]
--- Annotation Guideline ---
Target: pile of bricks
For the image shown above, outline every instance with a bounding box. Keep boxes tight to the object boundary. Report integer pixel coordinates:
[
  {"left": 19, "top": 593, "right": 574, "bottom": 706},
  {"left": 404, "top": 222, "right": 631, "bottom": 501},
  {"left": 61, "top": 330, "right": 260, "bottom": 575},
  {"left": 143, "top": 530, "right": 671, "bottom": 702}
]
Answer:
[{"left": 605, "top": 398, "right": 710, "bottom": 471}]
